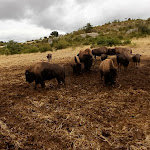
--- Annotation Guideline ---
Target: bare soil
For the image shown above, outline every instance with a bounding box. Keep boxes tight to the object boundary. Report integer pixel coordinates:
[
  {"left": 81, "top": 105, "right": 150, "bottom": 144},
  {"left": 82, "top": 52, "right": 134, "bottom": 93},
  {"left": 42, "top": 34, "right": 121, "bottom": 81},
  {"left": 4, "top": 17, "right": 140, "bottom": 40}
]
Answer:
[{"left": 0, "top": 45, "right": 150, "bottom": 150}]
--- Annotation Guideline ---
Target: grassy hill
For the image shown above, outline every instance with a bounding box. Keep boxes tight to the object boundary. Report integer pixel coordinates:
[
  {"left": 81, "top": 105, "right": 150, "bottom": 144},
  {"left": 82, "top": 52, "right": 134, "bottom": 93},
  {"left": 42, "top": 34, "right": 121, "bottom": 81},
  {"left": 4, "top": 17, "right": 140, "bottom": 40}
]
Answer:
[{"left": 0, "top": 18, "right": 150, "bottom": 55}]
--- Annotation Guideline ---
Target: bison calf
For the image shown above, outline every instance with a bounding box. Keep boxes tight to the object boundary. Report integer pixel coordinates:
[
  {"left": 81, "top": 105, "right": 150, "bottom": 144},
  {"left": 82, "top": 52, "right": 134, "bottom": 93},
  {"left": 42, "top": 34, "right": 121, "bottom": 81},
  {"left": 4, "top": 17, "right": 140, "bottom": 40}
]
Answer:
[
  {"left": 99, "top": 59, "right": 117, "bottom": 85},
  {"left": 25, "top": 62, "right": 65, "bottom": 89},
  {"left": 46, "top": 54, "right": 52, "bottom": 62},
  {"left": 132, "top": 54, "right": 141, "bottom": 67}
]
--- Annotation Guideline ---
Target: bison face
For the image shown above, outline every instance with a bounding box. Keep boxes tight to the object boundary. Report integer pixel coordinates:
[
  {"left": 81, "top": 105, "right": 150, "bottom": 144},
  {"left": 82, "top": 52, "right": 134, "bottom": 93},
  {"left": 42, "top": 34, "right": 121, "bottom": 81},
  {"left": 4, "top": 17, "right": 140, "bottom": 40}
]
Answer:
[{"left": 25, "top": 71, "right": 35, "bottom": 83}]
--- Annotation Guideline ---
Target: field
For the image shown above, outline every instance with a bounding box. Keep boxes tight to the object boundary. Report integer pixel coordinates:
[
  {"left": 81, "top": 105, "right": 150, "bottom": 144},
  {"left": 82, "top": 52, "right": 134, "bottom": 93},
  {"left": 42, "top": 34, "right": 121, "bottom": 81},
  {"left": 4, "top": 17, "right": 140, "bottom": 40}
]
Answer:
[{"left": 0, "top": 38, "right": 150, "bottom": 149}]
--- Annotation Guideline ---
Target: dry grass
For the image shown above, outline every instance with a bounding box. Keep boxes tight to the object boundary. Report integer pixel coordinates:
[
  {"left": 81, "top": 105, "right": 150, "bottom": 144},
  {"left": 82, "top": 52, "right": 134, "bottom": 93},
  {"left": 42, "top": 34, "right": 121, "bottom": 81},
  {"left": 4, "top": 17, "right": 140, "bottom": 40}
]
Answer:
[
  {"left": 130, "top": 36, "right": 150, "bottom": 55},
  {"left": 0, "top": 39, "right": 150, "bottom": 149}
]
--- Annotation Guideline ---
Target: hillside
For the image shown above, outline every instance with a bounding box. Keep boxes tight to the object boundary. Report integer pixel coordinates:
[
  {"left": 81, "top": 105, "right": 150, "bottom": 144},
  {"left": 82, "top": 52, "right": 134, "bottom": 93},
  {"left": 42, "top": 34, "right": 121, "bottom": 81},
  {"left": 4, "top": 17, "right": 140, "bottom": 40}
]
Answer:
[{"left": 0, "top": 18, "right": 150, "bottom": 55}]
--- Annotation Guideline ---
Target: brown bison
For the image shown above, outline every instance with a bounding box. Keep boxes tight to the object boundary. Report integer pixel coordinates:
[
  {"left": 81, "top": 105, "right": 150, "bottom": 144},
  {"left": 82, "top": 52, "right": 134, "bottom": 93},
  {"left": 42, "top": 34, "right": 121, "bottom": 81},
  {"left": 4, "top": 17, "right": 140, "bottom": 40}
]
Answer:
[
  {"left": 101, "top": 54, "right": 108, "bottom": 61},
  {"left": 107, "top": 48, "right": 116, "bottom": 55},
  {"left": 25, "top": 62, "right": 65, "bottom": 89},
  {"left": 117, "top": 53, "right": 131, "bottom": 71},
  {"left": 46, "top": 53, "right": 52, "bottom": 62},
  {"left": 71, "top": 56, "right": 81, "bottom": 75},
  {"left": 115, "top": 47, "right": 132, "bottom": 55},
  {"left": 77, "top": 48, "right": 93, "bottom": 71},
  {"left": 132, "top": 54, "right": 141, "bottom": 67},
  {"left": 99, "top": 59, "right": 117, "bottom": 85},
  {"left": 92, "top": 46, "right": 108, "bottom": 59}
]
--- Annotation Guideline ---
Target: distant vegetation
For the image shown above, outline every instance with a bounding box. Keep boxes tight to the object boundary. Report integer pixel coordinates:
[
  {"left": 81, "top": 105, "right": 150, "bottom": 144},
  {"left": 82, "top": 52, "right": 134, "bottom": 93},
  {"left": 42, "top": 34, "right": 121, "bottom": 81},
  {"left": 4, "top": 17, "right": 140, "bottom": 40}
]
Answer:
[{"left": 0, "top": 18, "right": 150, "bottom": 55}]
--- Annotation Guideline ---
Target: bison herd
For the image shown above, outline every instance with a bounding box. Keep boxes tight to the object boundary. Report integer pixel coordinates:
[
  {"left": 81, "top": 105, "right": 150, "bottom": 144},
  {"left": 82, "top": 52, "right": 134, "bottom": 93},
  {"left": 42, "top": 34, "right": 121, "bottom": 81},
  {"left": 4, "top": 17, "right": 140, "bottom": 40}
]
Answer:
[{"left": 25, "top": 46, "right": 141, "bottom": 89}]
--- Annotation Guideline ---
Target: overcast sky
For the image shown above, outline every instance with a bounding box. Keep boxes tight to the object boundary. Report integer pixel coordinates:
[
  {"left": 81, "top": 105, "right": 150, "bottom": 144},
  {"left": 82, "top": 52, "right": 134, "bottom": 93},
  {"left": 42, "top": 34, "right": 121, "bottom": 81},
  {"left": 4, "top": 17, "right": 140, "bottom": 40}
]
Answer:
[{"left": 0, "top": 0, "right": 149, "bottom": 42}]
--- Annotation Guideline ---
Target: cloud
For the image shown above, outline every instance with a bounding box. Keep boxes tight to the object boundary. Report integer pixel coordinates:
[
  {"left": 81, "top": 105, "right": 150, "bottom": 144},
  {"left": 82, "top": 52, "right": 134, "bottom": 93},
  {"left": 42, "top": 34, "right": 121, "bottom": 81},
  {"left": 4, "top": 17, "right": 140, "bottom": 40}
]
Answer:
[
  {"left": 0, "top": 20, "right": 65, "bottom": 42},
  {"left": 0, "top": 0, "right": 149, "bottom": 42}
]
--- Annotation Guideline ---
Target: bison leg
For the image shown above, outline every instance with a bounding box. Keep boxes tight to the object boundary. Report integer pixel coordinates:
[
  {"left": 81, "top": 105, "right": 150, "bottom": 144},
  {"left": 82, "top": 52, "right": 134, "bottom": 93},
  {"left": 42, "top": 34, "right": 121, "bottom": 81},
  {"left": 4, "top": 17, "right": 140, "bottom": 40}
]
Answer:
[
  {"left": 41, "top": 82, "right": 45, "bottom": 88},
  {"left": 100, "top": 71, "right": 103, "bottom": 80},
  {"left": 104, "top": 73, "right": 109, "bottom": 85},
  {"left": 34, "top": 81, "right": 39, "bottom": 90}
]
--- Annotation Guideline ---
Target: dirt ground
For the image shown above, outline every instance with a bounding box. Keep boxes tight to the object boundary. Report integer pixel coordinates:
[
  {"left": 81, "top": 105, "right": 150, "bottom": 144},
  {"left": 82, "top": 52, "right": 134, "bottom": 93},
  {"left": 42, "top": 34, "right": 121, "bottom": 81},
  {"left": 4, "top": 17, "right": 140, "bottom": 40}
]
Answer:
[{"left": 0, "top": 44, "right": 150, "bottom": 150}]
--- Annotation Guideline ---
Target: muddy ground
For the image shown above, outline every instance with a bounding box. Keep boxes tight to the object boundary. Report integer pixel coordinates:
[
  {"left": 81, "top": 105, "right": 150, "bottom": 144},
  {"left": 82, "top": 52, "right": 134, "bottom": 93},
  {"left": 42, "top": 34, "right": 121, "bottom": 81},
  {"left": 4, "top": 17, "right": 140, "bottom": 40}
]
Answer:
[{"left": 0, "top": 51, "right": 150, "bottom": 149}]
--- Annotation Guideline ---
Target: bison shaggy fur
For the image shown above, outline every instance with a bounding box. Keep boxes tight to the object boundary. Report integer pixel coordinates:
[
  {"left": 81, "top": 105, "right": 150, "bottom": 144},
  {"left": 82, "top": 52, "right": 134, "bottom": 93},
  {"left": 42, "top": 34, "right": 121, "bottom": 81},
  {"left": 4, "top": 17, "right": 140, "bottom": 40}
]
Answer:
[
  {"left": 115, "top": 47, "right": 132, "bottom": 55},
  {"left": 71, "top": 56, "right": 81, "bottom": 75},
  {"left": 101, "top": 54, "right": 108, "bottom": 61},
  {"left": 92, "top": 46, "right": 108, "bottom": 59},
  {"left": 25, "top": 62, "right": 65, "bottom": 89},
  {"left": 78, "top": 48, "right": 93, "bottom": 71},
  {"left": 117, "top": 53, "right": 130, "bottom": 70},
  {"left": 132, "top": 54, "right": 141, "bottom": 67},
  {"left": 99, "top": 59, "right": 117, "bottom": 85}
]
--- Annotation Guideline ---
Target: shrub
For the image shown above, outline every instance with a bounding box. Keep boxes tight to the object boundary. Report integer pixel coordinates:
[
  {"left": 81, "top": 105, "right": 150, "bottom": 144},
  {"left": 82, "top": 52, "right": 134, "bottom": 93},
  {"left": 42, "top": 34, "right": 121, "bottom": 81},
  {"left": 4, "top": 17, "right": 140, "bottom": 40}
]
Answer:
[
  {"left": 55, "top": 39, "right": 69, "bottom": 49},
  {"left": 138, "top": 24, "right": 150, "bottom": 34},
  {"left": 23, "top": 46, "right": 39, "bottom": 53},
  {"left": 39, "top": 44, "right": 52, "bottom": 53},
  {"left": 6, "top": 40, "right": 23, "bottom": 54},
  {"left": 0, "top": 48, "right": 11, "bottom": 55},
  {"left": 97, "top": 36, "right": 122, "bottom": 46},
  {"left": 123, "top": 39, "right": 131, "bottom": 45}
]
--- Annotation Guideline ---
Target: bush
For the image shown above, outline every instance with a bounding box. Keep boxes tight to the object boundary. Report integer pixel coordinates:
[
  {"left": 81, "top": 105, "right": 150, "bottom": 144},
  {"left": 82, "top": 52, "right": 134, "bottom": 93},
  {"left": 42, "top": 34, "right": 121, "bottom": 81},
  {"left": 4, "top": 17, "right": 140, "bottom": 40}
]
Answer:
[
  {"left": 0, "top": 48, "right": 11, "bottom": 55},
  {"left": 123, "top": 39, "right": 131, "bottom": 45},
  {"left": 23, "top": 46, "right": 39, "bottom": 53},
  {"left": 6, "top": 40, "right": 23, "bottom": 54},
  {"left": 39, "top": 44, "right": 52, "bottom": 53},
  {"left": 138, "top": 24, "right": 150, "bottom": 34},
  {"left": 55, "top": 39, "right": 69, "bottom": 49},
  {"left": 97, "top": 36, "right": 122, "bottom": 46}
]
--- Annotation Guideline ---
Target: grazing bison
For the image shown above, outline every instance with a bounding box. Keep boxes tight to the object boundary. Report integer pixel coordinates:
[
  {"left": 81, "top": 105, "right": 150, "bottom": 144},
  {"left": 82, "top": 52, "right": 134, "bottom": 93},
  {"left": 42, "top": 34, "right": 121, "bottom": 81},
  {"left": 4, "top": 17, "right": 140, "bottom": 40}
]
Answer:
[
  {"left": 71, "top": 56, "right": 81, "bottom": 75},
  {"left": 46, "top": 53, "right": 52, "bottom": 62},
  {"left": 115, "top": 47, "right": 132, "bottom": 55},
  {"left": 92, "top": 46, "right": 108, "bottom": 59},
  {"left": 25, "top": 62, "right": 65, "bottom": 89},
  {"left": 132, "top": 54, "right": 141, "bottom": 67},
  {"left": 101, "top": 54, "right": 108, "bottom": 61},
  {"left": 107, "top": 48, "right": 116, "bottom": 55},
  {"left": 78, "top": 48, "right": 93, "bottom": 71},
  {"left": 117, "top": 53, "right": 130, "bottom": 71},
  {"left": 99, "top": 59, "right": 117, "bottom": 85}
]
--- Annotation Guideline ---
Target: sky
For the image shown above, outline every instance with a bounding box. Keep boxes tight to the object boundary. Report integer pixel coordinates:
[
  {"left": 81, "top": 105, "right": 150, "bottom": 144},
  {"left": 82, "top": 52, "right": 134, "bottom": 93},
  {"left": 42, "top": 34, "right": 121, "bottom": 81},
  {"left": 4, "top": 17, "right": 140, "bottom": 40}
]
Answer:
[{"left": 0, "top": 0, "right": 149, "bottom": 42}]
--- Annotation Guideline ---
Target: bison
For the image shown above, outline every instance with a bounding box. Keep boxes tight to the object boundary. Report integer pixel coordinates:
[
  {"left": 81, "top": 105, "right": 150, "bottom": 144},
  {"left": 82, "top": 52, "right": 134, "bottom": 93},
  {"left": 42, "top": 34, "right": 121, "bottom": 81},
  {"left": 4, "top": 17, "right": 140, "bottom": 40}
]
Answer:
[
  {"left": 107, "top": 48, "right": 116, "bottom": 55},
  {"left": 132, "top": 54, "right": 141, "bottom": 67},
  {"left": 116, "top": 53, "right": 130, "bottom": 71},
  {"left": 46, "top": 53, "right": 52, "bottom": 62},
  {"left": 101, "top": 54, "right": 108, "bottom": 61},
  {"left": 115, "top": 47, "right": 132, "bottom": 55},
  {"left": 25, "top": 62, "right": 65, "bottom": 89},
  {"left": 92, "top": 46, "right": 108, "bottom": 59},
  {"left": 77, "top": 48, "right": 93, "bottom": 71},
  {"left": 99, "top": 59, "right": 117, "bottom": 85},
  {"left": 71, "top": 56, "right": 82, "bottom": 75}
]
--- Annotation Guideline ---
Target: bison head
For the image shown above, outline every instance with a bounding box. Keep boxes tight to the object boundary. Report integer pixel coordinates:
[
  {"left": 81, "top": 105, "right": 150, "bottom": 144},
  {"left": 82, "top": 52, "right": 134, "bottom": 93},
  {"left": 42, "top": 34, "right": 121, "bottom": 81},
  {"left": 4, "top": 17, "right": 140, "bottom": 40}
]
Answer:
[{"left": 25, "top": 70, "right": 35, "bottom": 83}]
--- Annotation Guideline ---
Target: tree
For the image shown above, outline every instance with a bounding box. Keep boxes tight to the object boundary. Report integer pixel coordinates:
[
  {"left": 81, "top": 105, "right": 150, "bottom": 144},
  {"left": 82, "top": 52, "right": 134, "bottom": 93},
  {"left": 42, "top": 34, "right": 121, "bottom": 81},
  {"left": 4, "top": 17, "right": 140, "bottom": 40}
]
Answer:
[
  {"left": 50, "top": 31, "right": 59, "bottom": 37},
  {"left": 6, "top": 40, "right": 22, "bottom": 54},
  {"left": 84, "top": 23, "right": 93, "bottom": 33}
]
